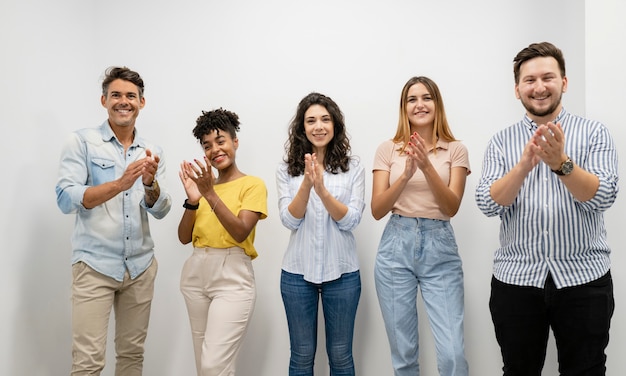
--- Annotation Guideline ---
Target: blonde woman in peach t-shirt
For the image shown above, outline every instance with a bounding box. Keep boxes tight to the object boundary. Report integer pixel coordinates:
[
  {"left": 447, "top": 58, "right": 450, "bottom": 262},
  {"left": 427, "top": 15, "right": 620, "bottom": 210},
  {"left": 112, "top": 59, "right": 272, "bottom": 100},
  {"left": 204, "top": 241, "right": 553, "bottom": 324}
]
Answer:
[{"left": 371, "top": 76, "right": 470, "bottom": 376}]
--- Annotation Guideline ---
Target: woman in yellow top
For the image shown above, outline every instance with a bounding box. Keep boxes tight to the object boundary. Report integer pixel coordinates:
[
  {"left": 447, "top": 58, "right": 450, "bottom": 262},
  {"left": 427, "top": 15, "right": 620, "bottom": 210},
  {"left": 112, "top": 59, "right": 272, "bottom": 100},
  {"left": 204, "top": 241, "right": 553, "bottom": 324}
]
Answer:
[{"left": 178, "top": 108, "right": 268, "bottom": 376}]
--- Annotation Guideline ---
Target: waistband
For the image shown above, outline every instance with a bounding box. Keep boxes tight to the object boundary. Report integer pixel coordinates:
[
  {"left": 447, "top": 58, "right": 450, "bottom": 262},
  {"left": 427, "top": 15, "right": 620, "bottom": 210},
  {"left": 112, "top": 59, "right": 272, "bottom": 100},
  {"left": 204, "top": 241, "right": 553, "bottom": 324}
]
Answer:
[
  {"left": 193, "top": 246, "right": 245, "bottom": 255},
  {"left": 389, "top": 213, "right": 450, "bottom": 229}
]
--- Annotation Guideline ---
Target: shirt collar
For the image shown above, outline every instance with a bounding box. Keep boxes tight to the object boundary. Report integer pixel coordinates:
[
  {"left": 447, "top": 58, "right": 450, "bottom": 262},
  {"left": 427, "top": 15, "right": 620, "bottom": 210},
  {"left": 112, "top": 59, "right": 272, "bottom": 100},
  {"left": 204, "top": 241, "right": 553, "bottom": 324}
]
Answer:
[
  {"left": 523, "top": 108, "right": 567, "bottom": 131},
  {"left": 429, "top": 138, "right": 450, "bottom": 152},
  {"left": 99, "top": 120, "right": 144, "bottom": 148}
]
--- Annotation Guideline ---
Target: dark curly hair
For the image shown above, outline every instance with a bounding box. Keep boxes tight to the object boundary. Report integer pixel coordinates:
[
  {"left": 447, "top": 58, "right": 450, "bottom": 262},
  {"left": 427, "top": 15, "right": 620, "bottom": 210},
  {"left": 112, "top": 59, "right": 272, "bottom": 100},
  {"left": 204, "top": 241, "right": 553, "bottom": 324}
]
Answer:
[
  {"left": 192, "top": 108, "right": 240, "bottom": 142},
  {"left": 102, "top": 66, "right": 145, "bottom": 98},
  {"left": 284, "top": 92, "right": 351, "bottom": 176}
]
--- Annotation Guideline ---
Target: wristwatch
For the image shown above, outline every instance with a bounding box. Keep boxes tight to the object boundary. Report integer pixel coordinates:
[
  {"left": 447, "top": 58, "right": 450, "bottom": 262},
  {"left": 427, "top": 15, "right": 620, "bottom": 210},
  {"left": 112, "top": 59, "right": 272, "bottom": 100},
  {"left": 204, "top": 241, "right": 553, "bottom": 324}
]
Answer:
[
  {"left": 552, "top": 157, "right": 574, "bottom": 176},
  {"left": 143, "top": 179, "right": 158, "bottom": 190},
  {"left": 183, "top": 199, "right": 200, "bottom": 210}
]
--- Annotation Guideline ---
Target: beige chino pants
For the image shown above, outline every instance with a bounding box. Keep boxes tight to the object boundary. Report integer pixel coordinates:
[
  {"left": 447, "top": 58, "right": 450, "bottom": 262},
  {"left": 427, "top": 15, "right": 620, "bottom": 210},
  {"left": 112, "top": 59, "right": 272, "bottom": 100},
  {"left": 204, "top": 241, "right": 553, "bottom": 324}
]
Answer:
[
  {"left": 70, "top": 259, "right": 157, "bottom": 376},
  {"left": 180, "top": 247, "right": 256, "bottom": 376}
]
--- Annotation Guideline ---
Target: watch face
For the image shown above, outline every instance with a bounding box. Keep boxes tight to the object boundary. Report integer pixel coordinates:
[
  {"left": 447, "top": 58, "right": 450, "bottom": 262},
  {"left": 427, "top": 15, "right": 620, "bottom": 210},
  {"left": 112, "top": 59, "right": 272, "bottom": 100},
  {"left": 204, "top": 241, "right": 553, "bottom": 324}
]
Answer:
[{"left": 561, "top": 159, "right": 574, "bottom": 175}]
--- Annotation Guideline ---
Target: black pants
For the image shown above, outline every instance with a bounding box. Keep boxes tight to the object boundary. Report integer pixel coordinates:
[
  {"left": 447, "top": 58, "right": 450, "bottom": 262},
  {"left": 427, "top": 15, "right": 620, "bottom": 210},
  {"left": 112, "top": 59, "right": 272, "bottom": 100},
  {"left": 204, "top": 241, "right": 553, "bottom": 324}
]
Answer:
[{"left": 489, "top": 272, "right": 614, "bottom": 376}]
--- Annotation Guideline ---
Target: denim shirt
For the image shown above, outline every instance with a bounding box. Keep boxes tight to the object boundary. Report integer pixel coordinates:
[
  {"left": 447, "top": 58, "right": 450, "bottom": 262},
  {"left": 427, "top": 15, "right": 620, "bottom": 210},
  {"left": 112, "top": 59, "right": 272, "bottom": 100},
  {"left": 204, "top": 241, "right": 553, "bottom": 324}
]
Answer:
[{"left": 55, "top": 121, "right": 171, "bottom": 281}]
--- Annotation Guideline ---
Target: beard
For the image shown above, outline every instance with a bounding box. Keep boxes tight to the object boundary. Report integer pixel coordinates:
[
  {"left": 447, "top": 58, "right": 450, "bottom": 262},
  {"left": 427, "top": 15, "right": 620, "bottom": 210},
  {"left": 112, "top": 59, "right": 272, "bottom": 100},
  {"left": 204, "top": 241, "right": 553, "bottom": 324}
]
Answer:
[{"left": 521, "top": 92, "right": 563, "bottom": 119}]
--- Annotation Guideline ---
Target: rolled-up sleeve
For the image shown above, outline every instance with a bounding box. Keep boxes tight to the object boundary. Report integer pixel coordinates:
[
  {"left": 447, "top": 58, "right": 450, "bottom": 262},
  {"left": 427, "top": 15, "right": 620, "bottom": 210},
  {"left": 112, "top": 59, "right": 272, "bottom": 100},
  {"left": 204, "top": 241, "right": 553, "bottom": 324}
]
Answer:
[
  {"left": 575, "top": 123, "right": 619, "bottom": 212},
  {"left": 336, "top": 161, "right": 365, "bottom": 231},
  {"left": 56, "top": 133, "right": 90, "bottom": 214},
  {"left": 276, "top": 163, "right": 303, "bottom": 230},
  {"left": 142, "top": 149, "right": 171, "bottom": 219},
  {"left": 475, "top": 136, "right": 507, "bottom": 218}
]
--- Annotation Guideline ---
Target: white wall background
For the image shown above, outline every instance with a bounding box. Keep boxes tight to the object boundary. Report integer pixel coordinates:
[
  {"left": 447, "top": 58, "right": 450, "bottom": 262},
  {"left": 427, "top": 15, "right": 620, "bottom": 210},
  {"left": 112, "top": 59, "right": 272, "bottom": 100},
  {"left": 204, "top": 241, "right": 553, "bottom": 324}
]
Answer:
[{"left": 1, "top": 0, "right": 624, "bottom": 375}]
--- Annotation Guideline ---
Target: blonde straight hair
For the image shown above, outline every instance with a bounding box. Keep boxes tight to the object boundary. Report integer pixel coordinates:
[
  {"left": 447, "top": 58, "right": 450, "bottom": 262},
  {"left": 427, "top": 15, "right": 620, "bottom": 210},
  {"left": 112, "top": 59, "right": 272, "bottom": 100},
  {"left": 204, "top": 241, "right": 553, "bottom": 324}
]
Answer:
[{"left": 392, "top": 76, "right": 457, "bottom": 153}]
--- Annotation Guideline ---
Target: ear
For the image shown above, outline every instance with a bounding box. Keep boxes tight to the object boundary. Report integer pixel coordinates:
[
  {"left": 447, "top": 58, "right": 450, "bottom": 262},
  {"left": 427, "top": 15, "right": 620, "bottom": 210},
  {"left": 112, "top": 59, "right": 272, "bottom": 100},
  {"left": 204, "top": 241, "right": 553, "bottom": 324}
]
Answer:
[
  {"left": 514, "top": 84, "right": 521, "bottom": 100},
  {"left": 101, "top": 95, "right": 106, "bottom": 107},
  {"left": 139, "top": 96, "right": 146, "bottom": 109},
  {"left": 233, "top": 137, "right": 239, "bottom": 150},
  {"left": 561, "top": 76, "right": 568, "bottom": 93}
]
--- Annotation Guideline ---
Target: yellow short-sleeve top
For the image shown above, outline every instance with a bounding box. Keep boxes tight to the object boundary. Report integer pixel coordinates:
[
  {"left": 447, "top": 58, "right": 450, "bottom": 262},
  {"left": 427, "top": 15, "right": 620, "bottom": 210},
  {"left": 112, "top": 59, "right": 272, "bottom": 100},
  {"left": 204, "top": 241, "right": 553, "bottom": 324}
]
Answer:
[{"left": 191, "top": 175, "right": 268, "bottom": 259}]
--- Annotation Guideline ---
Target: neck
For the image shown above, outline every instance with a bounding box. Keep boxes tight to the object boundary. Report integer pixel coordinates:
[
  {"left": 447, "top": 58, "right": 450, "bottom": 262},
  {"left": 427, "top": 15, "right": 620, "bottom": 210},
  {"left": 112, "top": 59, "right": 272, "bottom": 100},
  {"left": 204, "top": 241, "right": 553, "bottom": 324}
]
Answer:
[
  {"left": 109, "top": 121, "right": 135, "bottom": 149},
  {"left": 528, "top": 106, "right": 562, "bottom": 125},
  {"left": 312, "top": 147, "right": 325, "bottom": 166},
  {"left": 216, "top": 164, "right": 243, "bottom": 184},
  {"left": 411, "top": 126, "right": 434, "bottom": 147}
]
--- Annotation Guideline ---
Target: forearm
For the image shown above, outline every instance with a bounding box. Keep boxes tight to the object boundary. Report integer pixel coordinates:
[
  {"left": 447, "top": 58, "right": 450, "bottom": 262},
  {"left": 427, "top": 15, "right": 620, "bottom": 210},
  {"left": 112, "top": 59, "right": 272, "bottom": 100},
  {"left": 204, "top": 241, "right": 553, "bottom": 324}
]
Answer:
[
  {"left": 371, "top": 174, "right": 409, "bottom": 220},
  {"left": 178, "top": 209, "right": 196, "bottom": 244},
  {"left": 287, "top": 184, "right": 311, "bottom": 219},
  {"left": 318, "top": 188, "right": 348, "bottom": 222},
  {"left": 82, "top": 181, "right": 124, "bottom": 209},
  {"left": 558, "top": 163, "right": 599, "bottom": 202},
  {"left": 490, "top": 163, "right": 531, "bottom": 207},
  {"left": 422, "top": 166, "right": 463, "bottom": 217},
  {"left": 210, "top": 197, "right": 256, "bottom": 243},
  {"left": 143, "top": 180, "right": 160, "bottom": 208}
]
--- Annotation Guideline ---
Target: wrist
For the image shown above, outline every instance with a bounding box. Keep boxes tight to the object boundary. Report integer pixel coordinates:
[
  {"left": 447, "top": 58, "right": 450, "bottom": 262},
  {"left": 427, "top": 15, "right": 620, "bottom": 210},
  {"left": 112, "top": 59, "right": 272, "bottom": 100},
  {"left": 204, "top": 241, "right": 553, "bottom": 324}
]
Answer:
[
  {"left": 551, "top": 156, "right": 574, "bottom": 176},
  {"left": 143, "top": 179, "right": 158, "bottom": 190},
  {"left": 183, "top": 198, "right": 199, "bottom": 210}
]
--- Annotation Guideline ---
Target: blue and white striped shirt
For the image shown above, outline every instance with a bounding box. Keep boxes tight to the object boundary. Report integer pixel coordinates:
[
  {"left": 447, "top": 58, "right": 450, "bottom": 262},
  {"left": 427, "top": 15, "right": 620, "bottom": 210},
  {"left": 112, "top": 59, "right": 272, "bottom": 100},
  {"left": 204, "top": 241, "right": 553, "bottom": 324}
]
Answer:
[
  {"left": 276, "top": 158, "right": 365, "bottom": 284},
  {"left": 475, "top": 109, "right": 618, "bottom": 289}
]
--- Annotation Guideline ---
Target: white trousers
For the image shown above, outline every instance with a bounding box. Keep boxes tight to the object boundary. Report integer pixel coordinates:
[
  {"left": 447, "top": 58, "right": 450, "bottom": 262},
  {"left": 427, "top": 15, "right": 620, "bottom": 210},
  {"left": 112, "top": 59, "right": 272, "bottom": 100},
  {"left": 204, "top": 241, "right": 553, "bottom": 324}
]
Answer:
[{"left": 180, "top": 247, "right": 256, "bottom": 376}]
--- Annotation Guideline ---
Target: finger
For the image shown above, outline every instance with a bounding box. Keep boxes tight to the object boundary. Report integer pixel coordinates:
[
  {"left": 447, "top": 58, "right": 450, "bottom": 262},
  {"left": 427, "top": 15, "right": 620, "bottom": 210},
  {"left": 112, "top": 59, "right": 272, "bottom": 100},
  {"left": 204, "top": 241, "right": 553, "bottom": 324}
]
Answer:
[
  {"left": 188, "top": 162, "right": 202, "bottom": 178},
  {"left": 195, "top": 159, "right": 210, "bottom": 175},
  {"left": 180, "top": 163, "right": 193, "bottom": 179},
  {"left": 546, "top": 122, "right": 564, "bottom": 143}
]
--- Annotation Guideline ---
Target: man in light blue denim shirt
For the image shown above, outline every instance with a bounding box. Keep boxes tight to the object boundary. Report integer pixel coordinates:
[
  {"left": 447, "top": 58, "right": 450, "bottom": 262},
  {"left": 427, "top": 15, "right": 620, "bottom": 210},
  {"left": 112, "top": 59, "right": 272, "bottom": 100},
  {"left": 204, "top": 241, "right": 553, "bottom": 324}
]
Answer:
[{"left": 55, "top": 66, "right": 171, "bottom": 376}]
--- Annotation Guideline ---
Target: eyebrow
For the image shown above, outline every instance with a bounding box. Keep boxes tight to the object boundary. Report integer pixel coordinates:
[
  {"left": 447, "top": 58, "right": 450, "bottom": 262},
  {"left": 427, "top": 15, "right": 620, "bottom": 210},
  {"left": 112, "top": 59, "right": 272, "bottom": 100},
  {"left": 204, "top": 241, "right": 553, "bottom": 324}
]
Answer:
[
  {"left": 110, "top": 91, "right": 138, "bottom": 96},
  {"left": 202, "top": 133, "right": 225, "bottom": 144}
]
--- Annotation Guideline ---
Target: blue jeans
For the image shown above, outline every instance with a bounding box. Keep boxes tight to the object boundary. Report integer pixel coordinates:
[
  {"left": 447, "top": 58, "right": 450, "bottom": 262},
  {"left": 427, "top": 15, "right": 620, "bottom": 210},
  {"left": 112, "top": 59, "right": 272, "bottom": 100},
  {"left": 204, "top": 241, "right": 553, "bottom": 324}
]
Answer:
[
  {"left": 375, "top": 214, "right": 468, "bottom": 376},
  {"left": 490, "top": 272, "right": 614, "bottom": 376},
  {"left": 281, "top": 270, "right": 361, "bottom": 376}
]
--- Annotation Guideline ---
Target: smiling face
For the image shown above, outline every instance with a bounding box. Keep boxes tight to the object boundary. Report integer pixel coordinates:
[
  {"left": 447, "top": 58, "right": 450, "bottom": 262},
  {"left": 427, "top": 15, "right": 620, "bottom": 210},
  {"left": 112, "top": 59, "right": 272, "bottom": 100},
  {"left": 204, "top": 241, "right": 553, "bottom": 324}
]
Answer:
[
  {"left": 304, "top": 104, "right": 334, "bottom": 154},
  {"left": 201, "top": 129, "right": 238, "bottom": 171},
  {"left": 515, "top": 56, "right": 568, "bottom": 123},
  {"left": 406, "top": 83, "right": 435, "bottom": 130},
  {"left": 101, "top": 79, "right": 145, "bottom": 128}
]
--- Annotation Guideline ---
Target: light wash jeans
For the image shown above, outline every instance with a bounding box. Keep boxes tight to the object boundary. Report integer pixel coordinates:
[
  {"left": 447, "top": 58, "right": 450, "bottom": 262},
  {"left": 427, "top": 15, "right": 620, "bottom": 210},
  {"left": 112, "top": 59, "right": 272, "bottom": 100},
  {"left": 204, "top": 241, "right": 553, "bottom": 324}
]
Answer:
[
  {"left": 281, "top": 270, "right": 361, "bottom": 376},
  {"left": 374, "top": 214, "right": 468, "bottom": 376}
]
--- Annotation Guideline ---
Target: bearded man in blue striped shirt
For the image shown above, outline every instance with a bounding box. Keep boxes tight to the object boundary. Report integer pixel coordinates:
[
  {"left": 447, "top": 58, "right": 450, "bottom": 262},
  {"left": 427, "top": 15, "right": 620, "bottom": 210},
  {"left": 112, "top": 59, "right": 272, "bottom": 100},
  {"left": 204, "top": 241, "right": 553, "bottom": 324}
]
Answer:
[{"left": 475, "top": 41, "right": 618, "bottom": 376}]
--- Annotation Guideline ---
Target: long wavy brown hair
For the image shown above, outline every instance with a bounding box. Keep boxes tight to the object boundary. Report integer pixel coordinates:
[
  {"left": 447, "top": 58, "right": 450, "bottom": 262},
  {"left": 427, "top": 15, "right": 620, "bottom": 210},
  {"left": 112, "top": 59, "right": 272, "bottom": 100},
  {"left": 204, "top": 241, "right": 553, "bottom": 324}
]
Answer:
[{"left": 284, "top": 92, "right": 351, "bottom": 176}]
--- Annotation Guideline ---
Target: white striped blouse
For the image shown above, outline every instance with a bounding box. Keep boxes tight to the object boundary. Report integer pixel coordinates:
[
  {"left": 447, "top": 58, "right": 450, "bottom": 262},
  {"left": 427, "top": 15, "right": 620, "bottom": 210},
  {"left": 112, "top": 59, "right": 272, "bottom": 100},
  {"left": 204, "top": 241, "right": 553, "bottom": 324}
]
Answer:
[
  {"left": 277, "top": 158, "right": 365, "bottom": 284},
  {"left": 475, "top": 108, "right": 619, "bottom": 289}
]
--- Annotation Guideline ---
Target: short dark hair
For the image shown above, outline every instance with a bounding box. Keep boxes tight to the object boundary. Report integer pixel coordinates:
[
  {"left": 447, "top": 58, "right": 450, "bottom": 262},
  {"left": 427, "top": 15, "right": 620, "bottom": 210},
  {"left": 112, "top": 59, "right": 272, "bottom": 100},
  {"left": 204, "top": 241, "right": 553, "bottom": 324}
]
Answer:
[
  {"left": 102, "top": 66, "right": 145, "bottom": 98},
  {"left": 193, "top": 108, "right": 240, "bottom": 141},
  {"left": 513, "top": 42, "right": 566, "bottom": 84}
]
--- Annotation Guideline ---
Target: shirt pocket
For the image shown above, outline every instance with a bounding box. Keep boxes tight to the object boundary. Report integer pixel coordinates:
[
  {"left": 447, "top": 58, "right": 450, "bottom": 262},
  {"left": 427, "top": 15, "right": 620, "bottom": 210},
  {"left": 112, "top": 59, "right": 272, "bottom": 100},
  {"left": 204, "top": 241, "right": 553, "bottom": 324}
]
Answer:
[{"left": 90, "top": 157, "right": 116, "bottom": 186}]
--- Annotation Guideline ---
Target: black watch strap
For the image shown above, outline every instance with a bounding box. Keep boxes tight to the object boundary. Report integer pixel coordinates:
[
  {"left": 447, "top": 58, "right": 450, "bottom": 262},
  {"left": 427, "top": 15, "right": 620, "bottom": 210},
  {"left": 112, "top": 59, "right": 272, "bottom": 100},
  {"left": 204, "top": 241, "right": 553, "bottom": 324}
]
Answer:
[
  {"left": 183, "top": 199, "right": 199, "bottom": 210},
  {"left": 551, "top": 157, "right": 574, "bottom": 176}
]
